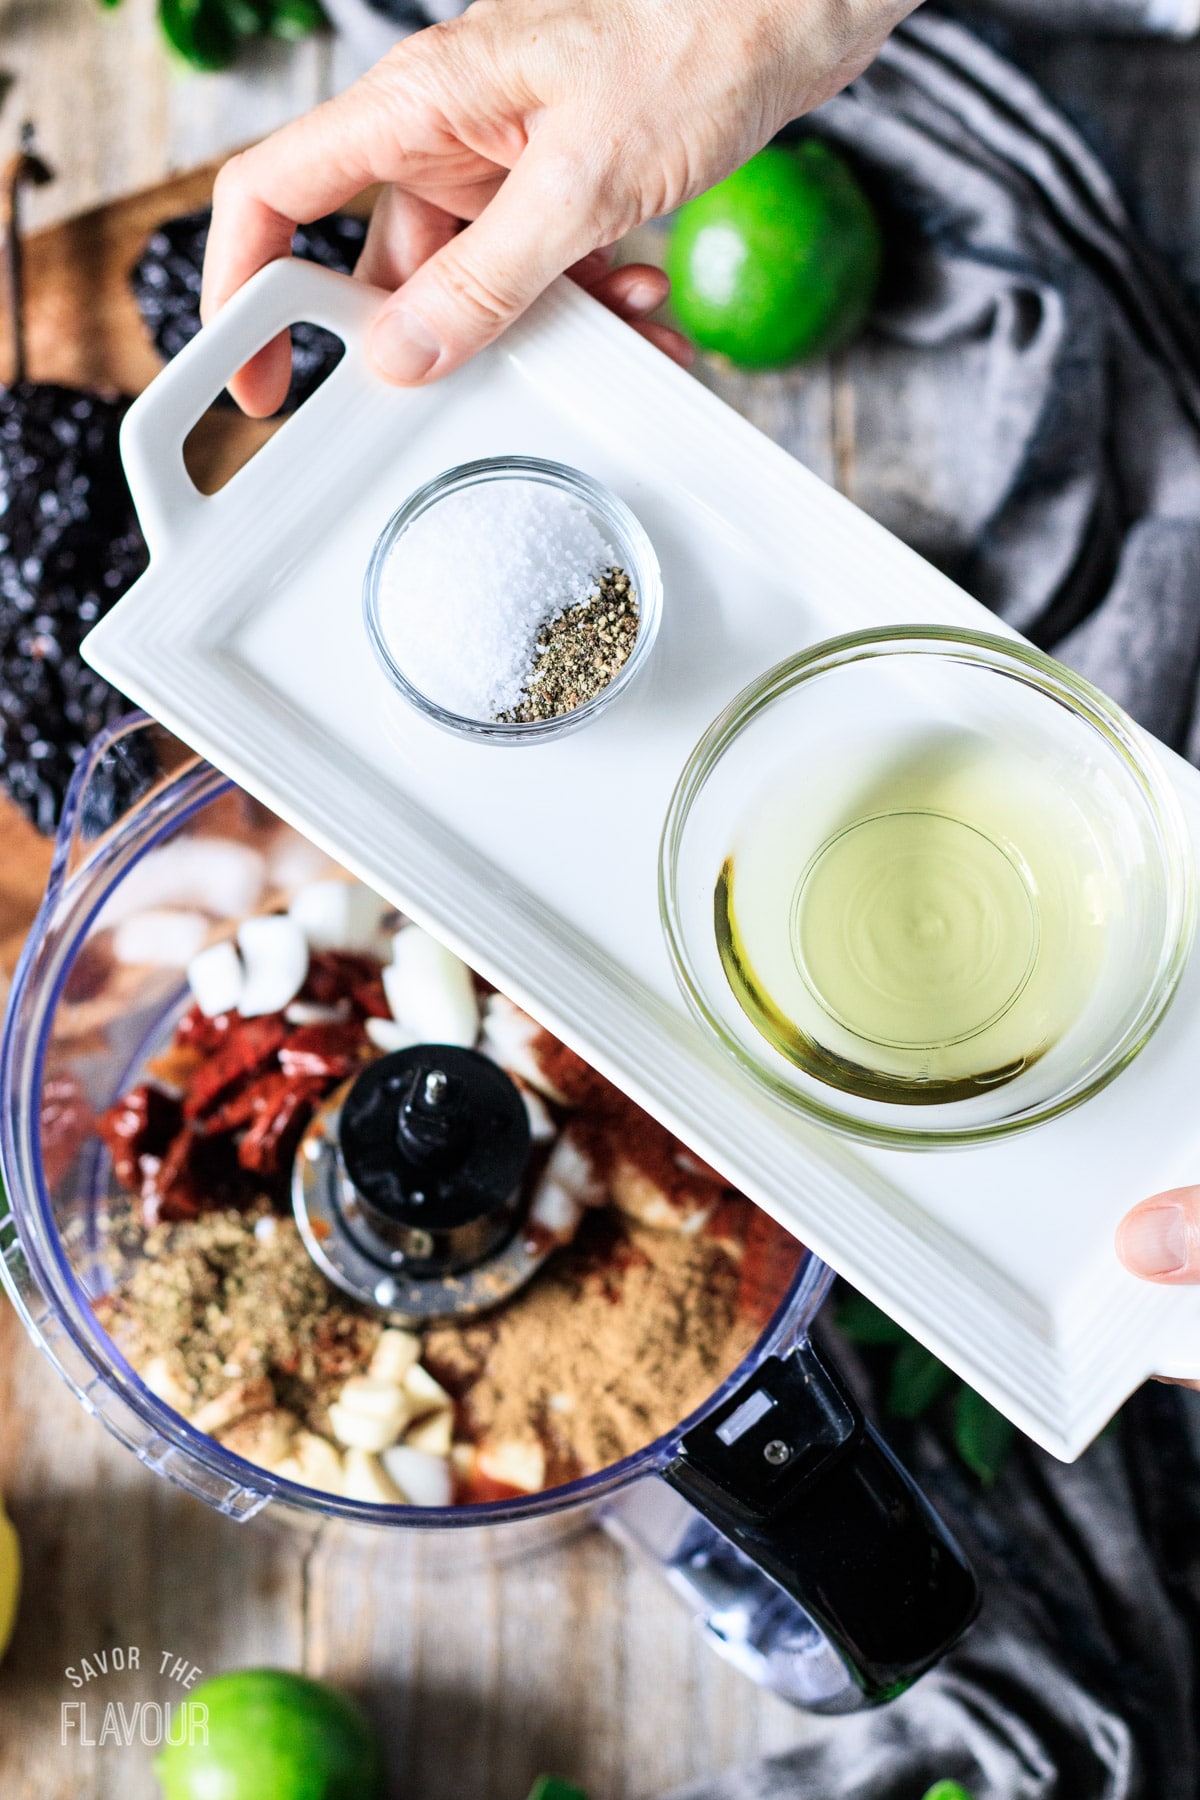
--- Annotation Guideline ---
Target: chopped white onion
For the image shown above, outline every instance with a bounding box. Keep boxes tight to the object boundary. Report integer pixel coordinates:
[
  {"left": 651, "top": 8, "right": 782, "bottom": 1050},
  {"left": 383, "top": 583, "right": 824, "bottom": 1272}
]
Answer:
[
  {"left": 289, "top": 879, "right": 394, "bottom": 954},
  {"left": 98, "top": 840, "right": 267, "bottom": 927},
  {"left": 236, "top": 915, "right": 309, "bottom": 1018},
  {"left": 113, "top": 909, "right": 210, "bottom": 969},
  {"left": 365, "top": 1017, "right": 421, "bottom": 1054},
  {"left": 384, "top": 925, "right": 479, "bottom": 1048},
  {"left": 187, "top": 939, "right": 244, "bottom": 1017},
  {"left": 380, "top": 1445, "right": 453, "bottom": 1508}
]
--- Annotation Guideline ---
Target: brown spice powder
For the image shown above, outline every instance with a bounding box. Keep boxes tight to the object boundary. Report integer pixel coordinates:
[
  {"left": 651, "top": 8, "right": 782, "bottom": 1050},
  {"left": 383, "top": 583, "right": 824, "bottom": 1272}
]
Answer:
[{"left": 422, "top": 1210, "right": 766, "bottom": 1481}]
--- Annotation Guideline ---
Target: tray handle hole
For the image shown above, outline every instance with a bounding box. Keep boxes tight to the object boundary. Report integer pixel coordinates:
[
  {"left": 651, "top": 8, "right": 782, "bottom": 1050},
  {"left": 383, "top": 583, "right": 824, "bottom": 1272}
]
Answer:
[{"left": 181, "top": 324, "right": 347, "bottom": 497}]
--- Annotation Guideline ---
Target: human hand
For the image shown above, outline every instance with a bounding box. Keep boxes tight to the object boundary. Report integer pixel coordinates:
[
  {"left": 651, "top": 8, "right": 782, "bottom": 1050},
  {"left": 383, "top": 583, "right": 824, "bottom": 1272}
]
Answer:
[
  {"left": 202, "top": 0, "right": 915, "bottom": 414},
  {"left": 1117, "top": 1190, "right": 1200, "bottom": 1389},
  {"left": 1118, "top": 1190, "right": 1200, "bottom": 1284}
]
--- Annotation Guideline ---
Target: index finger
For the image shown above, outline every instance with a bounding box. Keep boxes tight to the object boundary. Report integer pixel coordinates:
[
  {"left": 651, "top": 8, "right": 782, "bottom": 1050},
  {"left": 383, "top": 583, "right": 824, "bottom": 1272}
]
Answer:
[
  {"left": 202, "top": 70, "right": 415, "bottom": 324},
  {"left": 201, "top": 57, "right": 450, "bottom": 414}
]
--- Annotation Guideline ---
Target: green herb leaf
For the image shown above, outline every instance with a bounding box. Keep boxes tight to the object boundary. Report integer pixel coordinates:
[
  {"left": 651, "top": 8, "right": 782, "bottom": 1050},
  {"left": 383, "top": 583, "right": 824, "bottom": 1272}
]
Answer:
[
  {"left": 526, "top": 1780, "right": 590, "bottom": 1800},
  {"left": 265, "top": 0, "right": 325, "bottom": 40},
  {"left": 158, "top": 0, "right": 237, "bottom": 67},
  {"left": 921, "top": 1784, "right": 976, "bottom": 1800},
  {"left": 954, "top": 1385, "right": 1015, "bottom": 1485},
  {"left": 886, "top": 1339, "right": 954, "bottom": 1420},
  {"left": 835, "top": 1289, "right": 908, "bottom": 1347}
]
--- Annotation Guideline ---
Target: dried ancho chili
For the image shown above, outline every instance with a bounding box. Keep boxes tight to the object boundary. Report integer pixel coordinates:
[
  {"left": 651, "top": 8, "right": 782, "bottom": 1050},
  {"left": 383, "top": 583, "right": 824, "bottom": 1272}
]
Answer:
[
  {"left": 0, "top": 383, "right": 148, "bottom": 831},
  {"left": 130, "top": 210, "right": 367, "bottom": 411}
]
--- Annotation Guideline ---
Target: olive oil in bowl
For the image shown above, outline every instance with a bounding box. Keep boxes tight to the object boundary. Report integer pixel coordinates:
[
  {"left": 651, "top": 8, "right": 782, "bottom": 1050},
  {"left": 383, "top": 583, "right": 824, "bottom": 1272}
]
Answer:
[{"left": 716, "top": 730, "right": 1111, "bottom": 1104}]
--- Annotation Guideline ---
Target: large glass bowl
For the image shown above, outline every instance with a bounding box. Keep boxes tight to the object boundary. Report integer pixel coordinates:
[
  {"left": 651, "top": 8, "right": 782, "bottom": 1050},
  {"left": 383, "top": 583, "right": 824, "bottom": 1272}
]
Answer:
[{"left": 660, "top": 626, "right": 1197, "bottom": 1149}]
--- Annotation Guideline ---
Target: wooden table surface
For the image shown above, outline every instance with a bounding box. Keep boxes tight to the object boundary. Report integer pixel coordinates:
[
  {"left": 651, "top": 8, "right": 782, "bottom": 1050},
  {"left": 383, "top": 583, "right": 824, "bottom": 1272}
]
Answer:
[{"left": 0, "top": 12, "right": 1199, "bottom": 1798}]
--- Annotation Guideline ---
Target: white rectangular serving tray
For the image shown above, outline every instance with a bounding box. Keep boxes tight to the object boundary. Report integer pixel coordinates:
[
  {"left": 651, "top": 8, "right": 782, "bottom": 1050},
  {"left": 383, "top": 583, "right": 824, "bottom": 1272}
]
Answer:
[{"left": 85, "top": 258, "right": 1200, "bottom": 1459}]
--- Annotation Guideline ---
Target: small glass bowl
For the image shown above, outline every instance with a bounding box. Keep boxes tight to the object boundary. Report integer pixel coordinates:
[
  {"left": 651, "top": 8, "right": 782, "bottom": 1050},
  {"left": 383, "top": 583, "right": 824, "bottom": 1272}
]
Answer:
[
  {"left": 660, "top": 626, "right": 1197, "bottom": 1150},
  {"left": 363, "top": 456, "right": 663, "bottom": 744}
]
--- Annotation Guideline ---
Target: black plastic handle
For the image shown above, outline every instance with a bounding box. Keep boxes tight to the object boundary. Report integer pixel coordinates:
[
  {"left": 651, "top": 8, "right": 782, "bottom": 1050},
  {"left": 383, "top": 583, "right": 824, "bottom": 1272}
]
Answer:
[{"left": 664, "top": 1339, "right": 980, "bottom": 1704}]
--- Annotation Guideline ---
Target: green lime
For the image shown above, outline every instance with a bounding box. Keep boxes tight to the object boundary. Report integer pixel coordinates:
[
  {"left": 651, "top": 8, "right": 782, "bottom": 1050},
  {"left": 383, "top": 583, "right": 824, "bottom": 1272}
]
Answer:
[
  {"left": 922, "top": 1784, "right": 976, "bottom": 1800},
  {"left": 156, "top": 1669, "right": 385, "bottom": 1800},
  {"left": 666, "top": 141, "right": 883, "bottom": 368}
]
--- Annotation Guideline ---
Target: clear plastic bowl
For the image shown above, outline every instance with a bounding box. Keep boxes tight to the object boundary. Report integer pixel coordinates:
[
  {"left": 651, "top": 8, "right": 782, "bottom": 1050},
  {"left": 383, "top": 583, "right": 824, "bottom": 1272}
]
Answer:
[
  {"left": 362, "top": 456, "right": 663, "bottom": 744},
  {"left": 0, "top": 717, "right": 819, "bottom": 1535},
  {"left": 660, "top": 626, "right": 1197, "bottom": 1149}
]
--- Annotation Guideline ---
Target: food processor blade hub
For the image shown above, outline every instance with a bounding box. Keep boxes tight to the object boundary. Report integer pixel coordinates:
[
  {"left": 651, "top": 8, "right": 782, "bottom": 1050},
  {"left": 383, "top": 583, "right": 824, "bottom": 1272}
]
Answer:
[{"left": 292, "top": 1043, "right": 550, "bottom": 1321}]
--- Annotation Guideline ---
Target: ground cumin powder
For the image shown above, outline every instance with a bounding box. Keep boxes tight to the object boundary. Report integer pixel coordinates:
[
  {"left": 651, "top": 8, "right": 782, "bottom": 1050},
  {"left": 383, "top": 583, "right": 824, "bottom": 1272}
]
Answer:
[{"left": 423, "top": 1211, "right": 766, "bottom": 1481}]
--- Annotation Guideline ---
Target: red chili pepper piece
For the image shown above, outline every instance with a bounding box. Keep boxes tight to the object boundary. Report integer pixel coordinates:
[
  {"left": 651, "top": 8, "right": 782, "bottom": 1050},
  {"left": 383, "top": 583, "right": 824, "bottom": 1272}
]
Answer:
[
  {"left": 99, "top": 1083, "right": 184, "bottom": 1189},
  {"left": 278, "top": 1020, "right": 365, "bottom": 1081},
  {"left": 175, "top": 1003, "right": 233, "bottom": 1052},
  {"left": 238, "top": 1076, "right": 324, "bottom": 1177},
  {"left": 183, "top": 1013, "right": 289, "bottom": 1121},
  {"left": 142, "top": 1124, "right": 246, "bottom": 1225},
  {"left": 301, "top": 951, "right": 382, "bottom": 1008},
  {"left": 201, "top": 1068, "right": 287, "bottom": 1136},
  {"left": 350, "top": 977, "right": 391, "bottom": 1020}
]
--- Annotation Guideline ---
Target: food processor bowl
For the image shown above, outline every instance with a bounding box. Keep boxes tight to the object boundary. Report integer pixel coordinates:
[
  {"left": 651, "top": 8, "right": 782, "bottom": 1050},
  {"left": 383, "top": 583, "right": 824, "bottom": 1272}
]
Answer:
[
  {"left": 661, "top": 627, "right": 1196, "bottom": 1148},
  {"left": 0, "top": 715, "right": 978, "bottom": 1711}
]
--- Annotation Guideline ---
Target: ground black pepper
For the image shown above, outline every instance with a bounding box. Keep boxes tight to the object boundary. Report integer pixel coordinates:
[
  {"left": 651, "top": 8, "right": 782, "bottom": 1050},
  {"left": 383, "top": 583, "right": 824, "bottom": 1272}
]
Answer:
[{"left": 499, "top": 567, "right": 639, "bottom": 723}]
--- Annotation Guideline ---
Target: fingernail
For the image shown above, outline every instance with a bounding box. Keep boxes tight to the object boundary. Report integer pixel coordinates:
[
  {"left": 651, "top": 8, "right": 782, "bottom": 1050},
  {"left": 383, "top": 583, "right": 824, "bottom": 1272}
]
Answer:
[
  {"left": 624, "top": 277, "right": 664, "bottom": 314},
  {"left": 1121, "top": 1204, "right": 1188, "bottom": 1276},
  {"left": 371, "top": 306, "right": 440, "bottom": 383}
]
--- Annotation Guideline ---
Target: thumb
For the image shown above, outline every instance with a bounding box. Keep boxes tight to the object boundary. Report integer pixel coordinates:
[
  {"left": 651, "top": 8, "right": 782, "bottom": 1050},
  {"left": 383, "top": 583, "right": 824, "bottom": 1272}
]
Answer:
[
  {"left": 367, "top": 142, "right": 610, "bottom": 384},
  {"left": 1116, "top": 1186, "right": 1200, "bottom": 1283}
]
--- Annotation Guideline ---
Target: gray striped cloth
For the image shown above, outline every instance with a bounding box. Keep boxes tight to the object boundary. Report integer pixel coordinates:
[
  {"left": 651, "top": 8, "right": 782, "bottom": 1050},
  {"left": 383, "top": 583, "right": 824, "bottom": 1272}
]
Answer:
[{"left": 322, "top": 0, "right": 1200, "bottom": 68}]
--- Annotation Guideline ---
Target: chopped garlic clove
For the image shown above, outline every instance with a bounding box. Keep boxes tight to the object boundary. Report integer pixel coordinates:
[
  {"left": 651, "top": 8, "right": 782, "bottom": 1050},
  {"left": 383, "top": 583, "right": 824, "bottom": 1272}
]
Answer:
[
  {"left": 476, "top": 1438, "right": 546, "bottom": 1494},
  {"left": 404, "top": 1409, "right": 453, "bottom": 1457},
  {"left": 289, "top": 879, "right": 393, "bottom": 954},
  {"left": 328, "top": 1403, "right": 407, "bottom": 1454},
  {"left": 384, "top": 925, "right": 479, "bottom": 1048},
  {"left": 528, "top": 1178, "right": 584, "bottom": 1247},
  {"left": 140, "top": 1355, "right": 195, "bottom": 1417},
  {"left": 236, "top": 915, "right": 310, "bottom": 1018},
  {"left": 402, "top": 1362, "right": 453, "bottom": 1421},
  {"left": 113, "top": 909, "right": 210, "bottom": 970},
  {"left": 450, "top": 1443, "right": 476, "bottom": 1480},
  {"left": 365, "top": 1017, "right": 421, "bottom": 1054},
  {"left": 342, "top": 1447, "right": 405, "bottom": 1505},
  {"left": 189, "top": 1376, "right": 275, "bottom": 1436},
  {"left": 527, "top": 1126, "right": 604, "bottom": 1246},
  {"left": 273, "top": 1431, "right": 345, "bottom": 1496},
  {"left": 217, "top": 1408, "right": 300, "bottom": 1470},
  {"left": 381, "top": 1445, "right": 453, "bottom": 1508},
  {"left": 480, "top": 994, "right": 568, "bottom": 1103},
  {"left": 609, "top": 1154, "right": 718, "bottom": 1234},
  {"left": 369, "top": 1329, "right": 422, "bottom": 1385},
  {"left": 187, "top": 939, "right": 244, "bottom": 1018},
  {"left": 517, "top": 1080, "right": 558, "bottom": 1144},
  {"left": 328, "top": 1376, "right": 411, "bottom": 1451}
]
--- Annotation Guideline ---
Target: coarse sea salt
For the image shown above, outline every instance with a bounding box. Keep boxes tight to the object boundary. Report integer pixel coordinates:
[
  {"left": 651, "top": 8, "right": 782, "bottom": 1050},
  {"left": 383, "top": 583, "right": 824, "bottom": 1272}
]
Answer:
[{"left": 375, "top": 479, "right": 615, "bottom": 719}]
